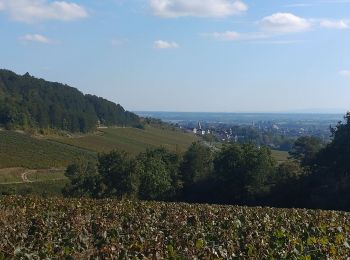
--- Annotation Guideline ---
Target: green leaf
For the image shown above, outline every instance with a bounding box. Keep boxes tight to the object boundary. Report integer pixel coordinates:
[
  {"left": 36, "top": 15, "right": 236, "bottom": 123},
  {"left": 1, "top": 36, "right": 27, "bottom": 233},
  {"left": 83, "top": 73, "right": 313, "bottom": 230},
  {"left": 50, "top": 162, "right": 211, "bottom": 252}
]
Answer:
[{"left": 196, "top": 239, "right": 205, "bottom": 249}]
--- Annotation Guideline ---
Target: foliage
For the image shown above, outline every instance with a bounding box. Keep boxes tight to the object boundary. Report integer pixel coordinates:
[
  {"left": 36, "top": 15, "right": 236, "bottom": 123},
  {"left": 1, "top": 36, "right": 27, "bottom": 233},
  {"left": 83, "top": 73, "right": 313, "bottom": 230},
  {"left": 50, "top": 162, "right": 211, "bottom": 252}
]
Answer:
[
  {"left": 136, "top": 148, "right": 181, "bottom": 201},
  {"left": 64, "top": 148, "right": 181, "bottom": 201},
  {"left": 0, "top": 69, "right": 140, "bottom": 132},
  {"left": 213, "top": 143, "right": 276, "bottom": 204},
  {"left": 98, "top": 151, "right": 138, "bottom": 199},
  {"left": 180, "top": 142, "right": 213, "bottom": 186},
  {"left": 86, "top": 95, "right": 140, "bottom": 127},
  {"left": 275, "top": 160, "right": 303, "bottom": 183},
  {"left": 1, "top": 196, "right": 350, "bottom": 259},
  {"left": 289, "top": 136, "right": 324, "bottom": 167},
  {"left": 270, "top": 113, "right": 350, "bottom": 211},
  {"left": 295, "top": 113, "right": 350, "bottom": 210},
  {"left": 63, "top": 159, "right": 101, "bottom": 198}
]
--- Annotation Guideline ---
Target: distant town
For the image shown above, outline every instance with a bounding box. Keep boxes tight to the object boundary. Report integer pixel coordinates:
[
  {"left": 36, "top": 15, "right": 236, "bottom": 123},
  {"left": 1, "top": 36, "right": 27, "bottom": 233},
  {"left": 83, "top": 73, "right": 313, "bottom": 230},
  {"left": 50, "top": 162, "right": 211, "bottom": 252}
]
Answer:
[{"left": 136, "top": 112, "right": 344, "bottom": 150}]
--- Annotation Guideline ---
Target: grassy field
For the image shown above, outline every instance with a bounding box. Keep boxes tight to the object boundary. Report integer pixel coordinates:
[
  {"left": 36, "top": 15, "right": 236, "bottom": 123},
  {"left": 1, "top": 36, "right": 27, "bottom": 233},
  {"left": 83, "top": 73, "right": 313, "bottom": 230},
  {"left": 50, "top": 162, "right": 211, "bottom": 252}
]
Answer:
[
  {"left": 271, "top": 150, "right": 289, "bottom": 163},
  {"left": 0, "top": 167, "right": 68, "bottom": 196},
  {"left": 50, "top": 126, "right": 198, "bottom": 156},
  {"left": 0, "top": 168, "right": 66, "bottom": 184},
  {"left": 1, "top": 196, "right": 349, "bottom": 258},
  {"left": 0, "top": 168, "right": 24, "bottom": 183},
  {"left": 0, "top": 131, "right": 96, "bottom": 169}
]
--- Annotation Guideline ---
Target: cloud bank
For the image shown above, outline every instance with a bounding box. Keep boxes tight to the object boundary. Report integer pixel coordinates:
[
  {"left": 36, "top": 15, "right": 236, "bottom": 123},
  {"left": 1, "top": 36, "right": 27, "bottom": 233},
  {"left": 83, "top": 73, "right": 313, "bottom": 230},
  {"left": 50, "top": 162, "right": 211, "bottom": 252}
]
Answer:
[
  {"left": 208, "top": 13, "right": 349, "bottom": 42},
  {"left": 0, "top": 0, "right": 88, "bottom": 23}
]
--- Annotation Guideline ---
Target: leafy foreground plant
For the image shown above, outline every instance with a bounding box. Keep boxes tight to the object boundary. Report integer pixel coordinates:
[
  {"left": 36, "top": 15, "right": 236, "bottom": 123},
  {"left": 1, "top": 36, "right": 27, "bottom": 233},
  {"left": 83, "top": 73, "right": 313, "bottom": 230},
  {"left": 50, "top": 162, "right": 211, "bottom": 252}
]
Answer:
[{"left": 0, "top": 196, "right": 349, "bottom": 259}]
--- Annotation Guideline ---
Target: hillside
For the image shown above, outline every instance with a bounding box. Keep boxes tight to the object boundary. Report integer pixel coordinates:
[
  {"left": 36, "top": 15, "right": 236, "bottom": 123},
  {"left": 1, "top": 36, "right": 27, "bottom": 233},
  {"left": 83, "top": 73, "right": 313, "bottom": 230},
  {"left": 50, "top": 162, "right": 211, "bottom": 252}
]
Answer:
[
  {"left": 1, "top": 196, "right": 349, "bottom": 258},
  {"left": 49, "top": 126, "right": 199, "bottom": 155},
  {"left": 0, "top": 131, "right": 96, "bottom": 169},
  {"left": 0, "top": 69, "right": 140, "bottom": 132},
  {"left": 0, "top": 126, "right": 198, "bottom": 196}
]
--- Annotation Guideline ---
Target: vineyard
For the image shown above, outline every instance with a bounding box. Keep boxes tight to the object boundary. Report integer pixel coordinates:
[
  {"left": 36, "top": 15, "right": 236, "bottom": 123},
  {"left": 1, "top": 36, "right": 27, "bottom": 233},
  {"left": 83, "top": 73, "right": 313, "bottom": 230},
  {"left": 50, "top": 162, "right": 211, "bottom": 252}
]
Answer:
[
  {"left": 0, "top": 131, "right": 95, "bottom": 169},
  {"left": 0, "top": 196, "right": 349, "bottom": 259},
  {"left": 50, "top": 126, "right": 198, "bottom": 156}
]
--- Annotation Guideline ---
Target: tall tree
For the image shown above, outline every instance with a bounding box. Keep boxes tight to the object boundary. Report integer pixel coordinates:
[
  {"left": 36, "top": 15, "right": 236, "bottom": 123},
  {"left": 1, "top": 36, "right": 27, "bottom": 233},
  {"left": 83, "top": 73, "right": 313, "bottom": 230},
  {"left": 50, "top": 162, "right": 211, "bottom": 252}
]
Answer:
[
  {"left": 98, "top": 150, "right": 139, "bottom": 199},
  {"left": 214, "top": 143, "right": 276, "bottom": 204},
  {"left": 289, "top": 136, "right": 324, "bottom": 167},
  {"left": 180, "top": 142, "right": 213, "bottom": 186}
]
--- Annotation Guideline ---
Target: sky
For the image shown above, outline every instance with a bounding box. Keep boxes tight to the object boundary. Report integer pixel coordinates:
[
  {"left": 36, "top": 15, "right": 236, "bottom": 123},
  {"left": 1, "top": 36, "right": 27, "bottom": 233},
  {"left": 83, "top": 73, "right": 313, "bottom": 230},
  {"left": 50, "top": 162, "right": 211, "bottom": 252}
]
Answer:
[{"left": 1, "top": 0, "right": 350, "bottom": 113}]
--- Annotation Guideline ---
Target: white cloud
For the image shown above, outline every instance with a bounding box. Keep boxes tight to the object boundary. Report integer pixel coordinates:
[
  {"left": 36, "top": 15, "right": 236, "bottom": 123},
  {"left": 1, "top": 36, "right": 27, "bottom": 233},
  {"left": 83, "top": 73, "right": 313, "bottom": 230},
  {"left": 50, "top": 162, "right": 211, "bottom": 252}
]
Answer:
[
  {"left": 259, "top": 13, "right": 312, "bottom": 33},
  {"left": 207, "top": 13, "right": 350, "bottom": 44},
  {"left": 339, "top": 70, "right": 350, "bottom": 79},
  {"left": 209, "top": 31, "right": 266, "bottom": 41},
  {"left": 149, "top": 0, "right": 247, "bottom": 18},
  {"left": 320, "top": 19, "right": 349, "bottom": 29},
  {"left": 154, "top": 40, "right": 179, "bottom": 49},
  {"left": 20, "top": 34, "right": 52, "bottom": 43},
  {"left": 0, "top": 0, "right": 88, "bottom": 23}
]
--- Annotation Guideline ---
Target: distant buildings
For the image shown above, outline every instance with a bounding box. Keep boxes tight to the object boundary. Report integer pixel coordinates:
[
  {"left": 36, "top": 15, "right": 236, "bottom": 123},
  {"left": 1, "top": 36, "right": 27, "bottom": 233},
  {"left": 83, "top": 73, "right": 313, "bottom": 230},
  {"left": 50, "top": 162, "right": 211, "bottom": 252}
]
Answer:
[{"left": 193, "top": 122, "right": 208, "bottom": 136}]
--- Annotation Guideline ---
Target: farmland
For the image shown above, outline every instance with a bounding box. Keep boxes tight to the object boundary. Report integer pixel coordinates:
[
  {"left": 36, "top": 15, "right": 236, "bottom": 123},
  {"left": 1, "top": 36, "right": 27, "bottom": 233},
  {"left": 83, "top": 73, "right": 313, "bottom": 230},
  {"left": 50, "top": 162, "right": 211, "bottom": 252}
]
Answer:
[
  {"left": 50, "top": 126, "right": 198, "bottom": 156},
  {"left": 0, "top": 168, "right": 68, "bottom": 196},
  {"left": 271, "top": 149, "right": 289, "bottom": 164},
  {"left": 0, "top": 196, "right": 349, "bottom": 259},
  {"left": 0, "top": 131, "right": 95, "bottom": 169}
]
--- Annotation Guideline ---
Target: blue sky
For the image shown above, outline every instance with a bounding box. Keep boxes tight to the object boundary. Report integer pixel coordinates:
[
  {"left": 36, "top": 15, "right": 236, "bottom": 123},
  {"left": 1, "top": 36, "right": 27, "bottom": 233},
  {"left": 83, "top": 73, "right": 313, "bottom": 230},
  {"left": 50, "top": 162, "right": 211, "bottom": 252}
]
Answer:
[{"left": 1, "top": 0, "right": 350, "bottom": 112}]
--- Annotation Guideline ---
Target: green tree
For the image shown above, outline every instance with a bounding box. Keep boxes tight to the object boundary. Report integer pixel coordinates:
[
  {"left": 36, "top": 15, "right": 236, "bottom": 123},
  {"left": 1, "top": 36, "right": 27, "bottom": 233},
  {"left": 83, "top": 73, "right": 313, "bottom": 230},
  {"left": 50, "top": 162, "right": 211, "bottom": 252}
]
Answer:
[
  {"left": 214, "top": 143, "right": 276, "bottom": 203},
  {"left": 289, "top": 136, "right": 324, "bottom": 167},
  {"left": 180, "top": 142, "right": 213, "bottom": 186},
  {"left": 63, "top": 159, "right": 100, "bottom": 198},
  {"left": 98, "top": 150, "right": 139, "bottom": 199},
  {"left": 0, "top": 69, "right": 141, "bottom": 133},
  {"left": 136, "top": 148, "right": 181, "bottom": 200},
  {"left": 275, "top": 160, "right": 303, "bottom": 184}
]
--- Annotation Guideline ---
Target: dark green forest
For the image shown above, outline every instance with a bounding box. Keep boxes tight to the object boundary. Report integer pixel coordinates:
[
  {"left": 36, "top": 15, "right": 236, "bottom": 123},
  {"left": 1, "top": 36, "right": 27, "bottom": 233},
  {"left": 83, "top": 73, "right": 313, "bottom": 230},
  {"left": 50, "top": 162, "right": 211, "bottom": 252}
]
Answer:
[{"left": 0, "top": 70, "right": 140, "bottom": 133}]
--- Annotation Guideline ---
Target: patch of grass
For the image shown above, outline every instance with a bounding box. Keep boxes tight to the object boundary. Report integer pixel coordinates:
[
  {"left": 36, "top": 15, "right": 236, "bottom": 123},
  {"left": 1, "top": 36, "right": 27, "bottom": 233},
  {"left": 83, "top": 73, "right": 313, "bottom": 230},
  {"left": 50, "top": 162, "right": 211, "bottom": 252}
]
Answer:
[
  {"left": 271, "top": 150, "right": 289, "bottom": 163},
  {"left": 0, "top": 131, "right": 96, "bottom": 169},
  {"left": 0, "top": 168, "right": 67, "bottom": 184},
  {"left": 28, "top": 169, "right": 66, "bottom": 182},
  {"left": 0, "top": 179, "right": 68, "bottom": 196},
  {"left": 0, "top": 168, "right": 24, "bottom": 183},
  {"left": 50, "top": 126, "right": 198, "bottom": 156}
]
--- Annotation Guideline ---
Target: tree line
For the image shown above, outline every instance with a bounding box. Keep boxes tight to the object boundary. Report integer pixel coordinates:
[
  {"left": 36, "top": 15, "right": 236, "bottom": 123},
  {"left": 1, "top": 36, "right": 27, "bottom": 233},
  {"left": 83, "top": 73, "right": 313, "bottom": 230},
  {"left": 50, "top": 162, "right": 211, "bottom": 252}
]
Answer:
[
  {"left": 0, "top": 70, "right": 141, "bottom": 133},
  {"left": 63, "top": 113, "right": 350, "bottom": 211}
]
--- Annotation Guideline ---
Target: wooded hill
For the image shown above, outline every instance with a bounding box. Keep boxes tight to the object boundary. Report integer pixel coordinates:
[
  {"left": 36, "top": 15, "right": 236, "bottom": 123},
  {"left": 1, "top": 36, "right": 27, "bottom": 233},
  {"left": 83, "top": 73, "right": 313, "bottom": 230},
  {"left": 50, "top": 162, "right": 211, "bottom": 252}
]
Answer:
[{"left": 0, "top": 69, "right": 140, "bottom": 132}]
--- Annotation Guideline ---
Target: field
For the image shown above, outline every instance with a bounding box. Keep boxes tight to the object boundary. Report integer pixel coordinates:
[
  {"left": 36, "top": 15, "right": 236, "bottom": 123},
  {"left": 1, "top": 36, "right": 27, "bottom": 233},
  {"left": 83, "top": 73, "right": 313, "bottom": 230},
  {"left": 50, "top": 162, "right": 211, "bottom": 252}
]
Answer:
[
  {"left": 0, "top": 196, "right": 349, "bottom": 259},
  {"left": 0, "top": 168, "right": 68, "bottom": 196},
  {"left": 50, "top": 126, "right": 198, "bottom": 156},
  {"left": 0, "top": 131, "right": 96, "bottom": 169},
  {"left": 0, "top": 180, "right": 69, "bottom": 197},
  {"left": 0, "top": 127, "right": 197, "bottom": 196},
  {"left": 271, "top": 150, "right": 289, "bottom": 164},
  {"left": 0, "top": 168, "right": 66, "bottom": 184}
]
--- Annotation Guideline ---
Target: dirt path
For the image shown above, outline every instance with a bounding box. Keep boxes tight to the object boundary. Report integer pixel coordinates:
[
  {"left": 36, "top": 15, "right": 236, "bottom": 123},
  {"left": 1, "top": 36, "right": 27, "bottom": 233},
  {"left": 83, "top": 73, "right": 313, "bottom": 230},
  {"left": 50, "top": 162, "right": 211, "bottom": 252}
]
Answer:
[
  {"left": 0, "top": 168, "right": 66, "bottom": 185},
  {"left": 21, "top": 170, "right": 37, "bottom": 183}
]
